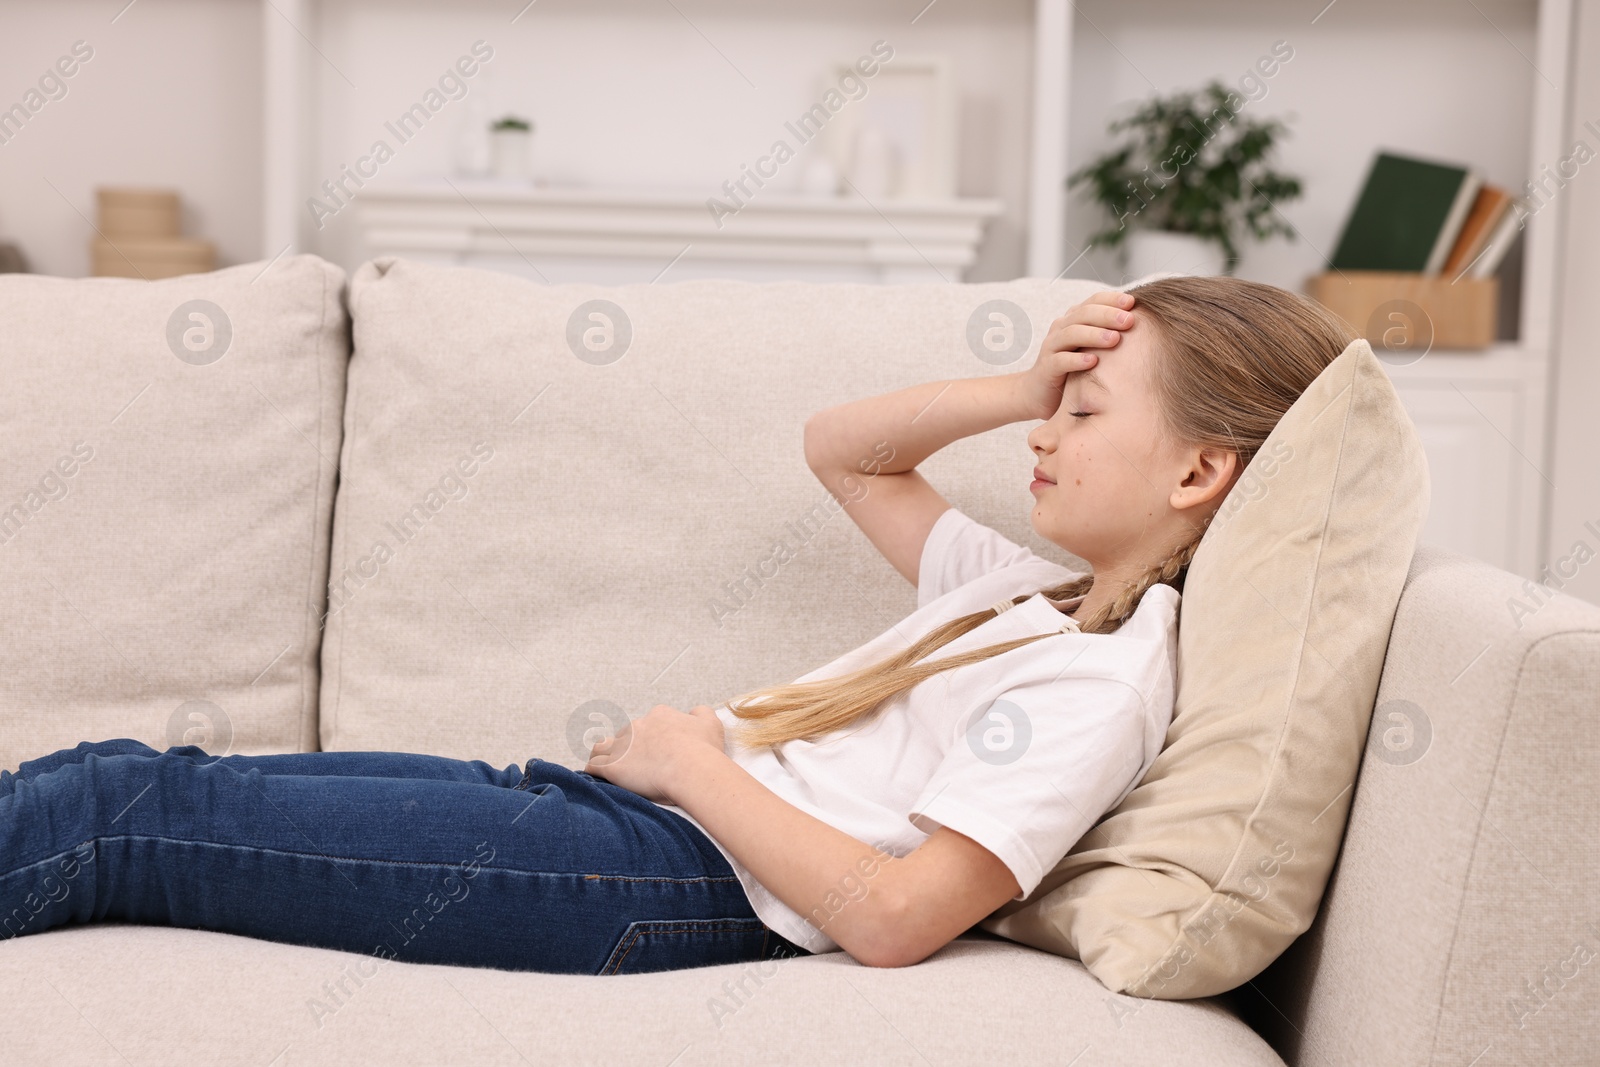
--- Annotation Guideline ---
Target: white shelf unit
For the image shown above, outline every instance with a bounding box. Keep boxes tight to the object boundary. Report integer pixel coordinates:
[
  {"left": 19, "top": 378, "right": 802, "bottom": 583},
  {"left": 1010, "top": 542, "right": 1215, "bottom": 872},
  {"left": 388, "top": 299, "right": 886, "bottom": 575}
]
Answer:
[
  {"left": 1025, "top": 0, "right": 1576, "bottom": 579},
  {"left": 354, "top": 182, "right": 1002, "bottom": 284}
]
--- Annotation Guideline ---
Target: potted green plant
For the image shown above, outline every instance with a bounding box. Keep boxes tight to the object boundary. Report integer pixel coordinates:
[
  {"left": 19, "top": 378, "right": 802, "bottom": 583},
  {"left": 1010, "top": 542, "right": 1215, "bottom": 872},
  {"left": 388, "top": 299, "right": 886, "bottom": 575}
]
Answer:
[
  {"left": 489, "top": 115, "right": 535, "bottom": 182},
  {"left": 1068, "top": 80, "right": 1302, "bottom": 277}
]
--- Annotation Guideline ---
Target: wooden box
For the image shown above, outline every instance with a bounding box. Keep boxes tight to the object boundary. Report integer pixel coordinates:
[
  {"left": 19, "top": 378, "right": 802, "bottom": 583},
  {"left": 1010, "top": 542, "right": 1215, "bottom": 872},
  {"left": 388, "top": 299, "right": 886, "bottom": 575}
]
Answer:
[
  {"left": 1305, "top": 271, "right": 1499, "bottom": 351},
  {"left": 91, "top": 237, "right": 215, "bottom": 280},
  {"left": 96, "top": 187, "right": 181, "bottom": 239}
]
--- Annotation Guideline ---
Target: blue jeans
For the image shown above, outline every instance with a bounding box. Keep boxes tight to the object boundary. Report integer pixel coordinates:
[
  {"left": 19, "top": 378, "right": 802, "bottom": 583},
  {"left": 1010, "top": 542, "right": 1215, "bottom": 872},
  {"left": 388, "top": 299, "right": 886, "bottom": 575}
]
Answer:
[{"left": 0, "top": 738, "right": 811, "bottom": 975}]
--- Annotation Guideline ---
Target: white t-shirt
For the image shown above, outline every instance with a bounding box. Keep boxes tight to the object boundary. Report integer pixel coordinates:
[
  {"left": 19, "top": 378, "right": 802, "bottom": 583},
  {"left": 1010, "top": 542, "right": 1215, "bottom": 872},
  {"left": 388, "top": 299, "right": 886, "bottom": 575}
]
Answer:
[{"left": 654, "top": 506, "right": 1179, "bottom": 955}]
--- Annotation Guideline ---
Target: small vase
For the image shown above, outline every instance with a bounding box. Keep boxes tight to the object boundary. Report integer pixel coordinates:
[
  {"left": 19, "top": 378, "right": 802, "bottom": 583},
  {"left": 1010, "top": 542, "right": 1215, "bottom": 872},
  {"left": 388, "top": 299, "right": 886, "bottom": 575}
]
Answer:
[
  {"left": 1123, "top": 230, "right": 1226, "bottom": 280},
  {"left": 847, "top": 124, "right": 898, "bottom": 199},
  {"left": 801, "top": 156, "right": 840, "bottom": 196},
  {"left": 454, "top": 96, "right": 492, "bottom": 177},
  {"left": 490, "top": 128, "right": 532, "bottom": 182}
]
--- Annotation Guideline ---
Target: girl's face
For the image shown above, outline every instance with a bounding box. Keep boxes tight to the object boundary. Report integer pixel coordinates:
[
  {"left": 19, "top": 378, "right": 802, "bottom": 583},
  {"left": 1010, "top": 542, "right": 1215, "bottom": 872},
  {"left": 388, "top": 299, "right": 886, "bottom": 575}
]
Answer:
[{"left": 1025, "top": 315, "right": 1232, "bottom": 577}]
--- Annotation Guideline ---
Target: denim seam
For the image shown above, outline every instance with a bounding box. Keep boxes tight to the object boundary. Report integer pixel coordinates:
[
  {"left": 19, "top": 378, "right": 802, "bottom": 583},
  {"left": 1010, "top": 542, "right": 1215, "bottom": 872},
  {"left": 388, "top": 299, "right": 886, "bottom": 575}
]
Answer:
[
  {"left": 82, "top": 834, "right": 738, "bottom": 881},
  {"left": 603, "top": 918, "right": 766, "bottom": 975},
  {"left": 580, "top": 873, "right": 741, "bottom": 885},
  {"left": 0, "top": 844, "right": 93, "bottom": 884}
]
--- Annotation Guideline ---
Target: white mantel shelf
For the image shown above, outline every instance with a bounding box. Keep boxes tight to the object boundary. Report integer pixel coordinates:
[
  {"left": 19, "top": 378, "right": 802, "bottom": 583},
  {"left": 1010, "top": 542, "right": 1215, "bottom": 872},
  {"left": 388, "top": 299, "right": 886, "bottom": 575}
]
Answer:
[{"left": 355, "top": 180, "right": 1003, "bottom": 285}]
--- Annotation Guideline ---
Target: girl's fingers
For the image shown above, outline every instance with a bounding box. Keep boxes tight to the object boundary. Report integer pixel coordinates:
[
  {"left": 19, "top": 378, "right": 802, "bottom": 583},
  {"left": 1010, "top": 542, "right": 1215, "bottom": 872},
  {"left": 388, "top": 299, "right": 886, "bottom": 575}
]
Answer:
[
  {"left": 1063, "top": 348, "right": 1100, "bottom": 371},
  {"left": 1047, "top": 322, "right": 1124, "bottom": 353},
  {"left": 1050, "top": 293, "right": 1134, "bottom": 341},
  {"left": 1081, "top": 287, "right": 1145, "bottom": 313},
  {"left": 1036, "top": 345, "right": 1098, "bottom": 384},
  {"left": 1059, "top": 302, "right": 1133, "bottom": 331}
]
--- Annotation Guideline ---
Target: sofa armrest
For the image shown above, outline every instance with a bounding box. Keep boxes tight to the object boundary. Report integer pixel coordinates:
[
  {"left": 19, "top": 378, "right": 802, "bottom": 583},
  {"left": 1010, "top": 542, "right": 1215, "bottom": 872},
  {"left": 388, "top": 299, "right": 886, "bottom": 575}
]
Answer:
[{"left": 1234, "top": 542, "right": 1600, "bottom": 1066}]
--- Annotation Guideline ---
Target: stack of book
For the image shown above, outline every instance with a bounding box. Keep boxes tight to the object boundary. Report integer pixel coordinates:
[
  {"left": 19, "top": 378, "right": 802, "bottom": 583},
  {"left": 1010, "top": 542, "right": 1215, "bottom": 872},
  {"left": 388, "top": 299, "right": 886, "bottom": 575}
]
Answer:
[
  {"left": 91, "top": 187, "right": 215, "bottom": 280},
  {"left": 1307, "top": 151, "right": 1523, "bottom": 350}
]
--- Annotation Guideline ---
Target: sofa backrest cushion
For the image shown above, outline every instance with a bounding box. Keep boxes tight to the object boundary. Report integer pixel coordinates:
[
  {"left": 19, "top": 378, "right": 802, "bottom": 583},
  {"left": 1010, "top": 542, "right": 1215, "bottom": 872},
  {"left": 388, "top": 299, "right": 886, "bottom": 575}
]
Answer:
[
  {"left": 0, "top": 254, "right": 348, "bottom": 767},
  {"left": 321, "top": 257, "right": 1100, "bottom": 763}
]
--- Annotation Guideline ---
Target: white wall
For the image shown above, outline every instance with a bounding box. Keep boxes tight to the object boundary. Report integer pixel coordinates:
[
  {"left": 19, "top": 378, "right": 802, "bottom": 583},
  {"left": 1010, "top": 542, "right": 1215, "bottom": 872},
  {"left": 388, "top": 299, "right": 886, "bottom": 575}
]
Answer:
[
  {"left": 1546, "top": 0, "right": 1600, "bottom": 606},
  {"left": 1063, "top": 0, "right": 1538, "bottom": 290},
  {"left": 0, "top": 0, "right": 262, "bottom": 278}
]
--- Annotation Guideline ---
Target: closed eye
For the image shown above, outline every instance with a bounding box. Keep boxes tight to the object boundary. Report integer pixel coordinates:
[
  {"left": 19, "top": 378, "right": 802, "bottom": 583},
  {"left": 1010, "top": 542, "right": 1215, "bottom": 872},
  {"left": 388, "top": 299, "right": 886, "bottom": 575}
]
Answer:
[{"left": 1069, "top": 411, "right": 1091, "bottom": 419}]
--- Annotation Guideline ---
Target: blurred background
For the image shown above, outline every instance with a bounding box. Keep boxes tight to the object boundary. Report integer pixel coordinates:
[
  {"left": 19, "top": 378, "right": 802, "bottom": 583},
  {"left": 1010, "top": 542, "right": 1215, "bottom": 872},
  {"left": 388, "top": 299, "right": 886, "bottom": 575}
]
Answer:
[{"left": 0, "top": 0, "right": 1596, "bottom": 602}]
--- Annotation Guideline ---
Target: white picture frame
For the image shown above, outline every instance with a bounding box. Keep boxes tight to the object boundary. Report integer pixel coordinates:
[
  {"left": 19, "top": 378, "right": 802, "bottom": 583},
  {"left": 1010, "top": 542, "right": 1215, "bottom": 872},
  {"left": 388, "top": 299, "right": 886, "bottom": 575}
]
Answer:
[{"left": 821, "top": 55, "right": 957, "bottom": 200}]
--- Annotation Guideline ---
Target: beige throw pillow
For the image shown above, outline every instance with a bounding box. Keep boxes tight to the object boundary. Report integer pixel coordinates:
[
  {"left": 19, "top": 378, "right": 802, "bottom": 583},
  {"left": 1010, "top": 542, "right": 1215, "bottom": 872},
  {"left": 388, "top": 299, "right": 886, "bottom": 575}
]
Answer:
[{"left": 978, "top": 337, "right": 1430, "bottom": 999}]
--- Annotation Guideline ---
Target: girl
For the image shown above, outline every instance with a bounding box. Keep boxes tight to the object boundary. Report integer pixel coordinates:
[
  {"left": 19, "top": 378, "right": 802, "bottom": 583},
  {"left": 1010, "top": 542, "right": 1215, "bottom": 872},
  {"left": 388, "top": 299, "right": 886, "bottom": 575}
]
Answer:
[{"left": 0, "top": 276, "right": 1355, "bottom": 977}]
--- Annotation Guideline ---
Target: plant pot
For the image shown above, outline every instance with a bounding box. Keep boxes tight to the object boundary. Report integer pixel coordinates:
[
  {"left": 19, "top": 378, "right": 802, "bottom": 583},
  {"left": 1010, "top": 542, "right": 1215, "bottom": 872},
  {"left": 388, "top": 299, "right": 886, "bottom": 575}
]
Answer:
[
  {"left": 1124, "top": 230, "right": 1226, "bottom": 280},
  {"left": 490, "top": 129, "right": 532, "bottom": 182}
]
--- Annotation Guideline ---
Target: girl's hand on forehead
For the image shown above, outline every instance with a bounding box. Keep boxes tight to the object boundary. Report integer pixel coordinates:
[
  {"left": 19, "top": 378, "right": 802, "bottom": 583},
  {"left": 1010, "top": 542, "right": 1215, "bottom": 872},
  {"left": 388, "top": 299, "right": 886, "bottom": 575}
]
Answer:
[{"left": 1012, "top": 290, "right": 1136, "bottom": 422}]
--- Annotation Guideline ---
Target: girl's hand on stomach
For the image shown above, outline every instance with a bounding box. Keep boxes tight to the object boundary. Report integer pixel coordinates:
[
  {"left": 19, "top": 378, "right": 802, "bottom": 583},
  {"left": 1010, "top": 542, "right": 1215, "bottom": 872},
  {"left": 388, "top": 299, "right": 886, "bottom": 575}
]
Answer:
[
  {"left": 584, "top": 703, "right": 727, "bottom": 804},
  {"left": 1011, "top": 289, "right": 1137, "bottom": 422}
]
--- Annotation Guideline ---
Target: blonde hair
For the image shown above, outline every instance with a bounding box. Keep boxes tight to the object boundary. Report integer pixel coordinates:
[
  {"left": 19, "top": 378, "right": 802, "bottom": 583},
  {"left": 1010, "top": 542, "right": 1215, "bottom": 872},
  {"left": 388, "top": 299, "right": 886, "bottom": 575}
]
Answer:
[{"left": 726, "top": 275, "right": 1357, "bottom": 749}]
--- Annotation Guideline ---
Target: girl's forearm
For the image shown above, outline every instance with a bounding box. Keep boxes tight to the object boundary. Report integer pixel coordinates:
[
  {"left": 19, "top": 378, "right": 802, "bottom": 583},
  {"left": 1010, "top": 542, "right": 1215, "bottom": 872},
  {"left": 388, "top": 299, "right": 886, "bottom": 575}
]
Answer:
[
  {"left": 667, "top": 744, "right": 905, "bottom": 967},
  {"left": 802, "top": 373, "right": 1033, "bottom": 476}
]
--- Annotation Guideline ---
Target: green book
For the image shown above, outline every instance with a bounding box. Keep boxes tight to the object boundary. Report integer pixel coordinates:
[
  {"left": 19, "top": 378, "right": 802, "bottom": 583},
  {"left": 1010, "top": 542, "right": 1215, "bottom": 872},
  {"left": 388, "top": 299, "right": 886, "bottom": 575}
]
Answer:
[{"left": 1330, "top": 151, "right": 1483, "bottom": 274}]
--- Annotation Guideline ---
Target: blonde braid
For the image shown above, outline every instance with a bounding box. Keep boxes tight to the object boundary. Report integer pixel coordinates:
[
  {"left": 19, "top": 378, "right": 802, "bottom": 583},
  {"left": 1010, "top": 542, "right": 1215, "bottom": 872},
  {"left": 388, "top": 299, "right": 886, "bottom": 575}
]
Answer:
[{"left": 1076, "top": 530, "right": 1204, "bottom": 634}]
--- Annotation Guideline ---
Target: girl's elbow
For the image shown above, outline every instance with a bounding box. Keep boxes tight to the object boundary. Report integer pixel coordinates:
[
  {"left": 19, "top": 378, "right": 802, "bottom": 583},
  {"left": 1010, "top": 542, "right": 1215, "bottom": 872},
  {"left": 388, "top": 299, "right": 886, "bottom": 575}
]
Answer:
[
  {"left": 850, "top": 890, "right": 923, "bottom": 969},
  {"left": 858, "top": 938, "right": 939, "bottom": 970}
]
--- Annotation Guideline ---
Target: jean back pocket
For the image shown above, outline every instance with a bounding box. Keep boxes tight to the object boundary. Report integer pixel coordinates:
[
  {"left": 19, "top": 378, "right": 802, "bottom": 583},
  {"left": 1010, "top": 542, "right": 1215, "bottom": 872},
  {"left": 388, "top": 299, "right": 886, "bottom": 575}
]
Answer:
[{"left": 599, "top": 916, "right": 784, "bottom": 976}]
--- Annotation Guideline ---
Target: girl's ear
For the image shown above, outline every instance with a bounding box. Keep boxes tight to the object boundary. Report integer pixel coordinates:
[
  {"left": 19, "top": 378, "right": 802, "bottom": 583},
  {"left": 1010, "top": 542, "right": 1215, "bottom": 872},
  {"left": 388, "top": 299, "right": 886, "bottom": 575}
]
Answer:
[{"left": 1170, "top": 447, "right": 1238, "bottom": 512}]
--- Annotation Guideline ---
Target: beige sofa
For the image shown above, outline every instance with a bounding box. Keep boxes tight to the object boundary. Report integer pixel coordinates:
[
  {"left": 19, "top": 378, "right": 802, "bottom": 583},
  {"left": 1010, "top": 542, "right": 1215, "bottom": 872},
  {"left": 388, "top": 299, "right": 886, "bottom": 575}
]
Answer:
[{"left": 2, "top": 254, "right": 1595, "bottom": 1066}]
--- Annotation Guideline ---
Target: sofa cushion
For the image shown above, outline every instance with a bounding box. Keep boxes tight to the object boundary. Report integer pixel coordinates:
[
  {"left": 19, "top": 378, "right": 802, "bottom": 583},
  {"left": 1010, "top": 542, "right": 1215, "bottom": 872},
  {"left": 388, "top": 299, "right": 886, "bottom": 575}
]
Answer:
[
  {"left": 980, "top": 338, "right": 1430, "bottom": 997},
  {"left": 0, "top": 924, "right": 1287, "bottom": 1065},
  {"left": 0, "top": 254, "right": 348, "bottom": 768},
  {"left": 320, "top": 256, "right": 1108, "bottom": 762}
]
